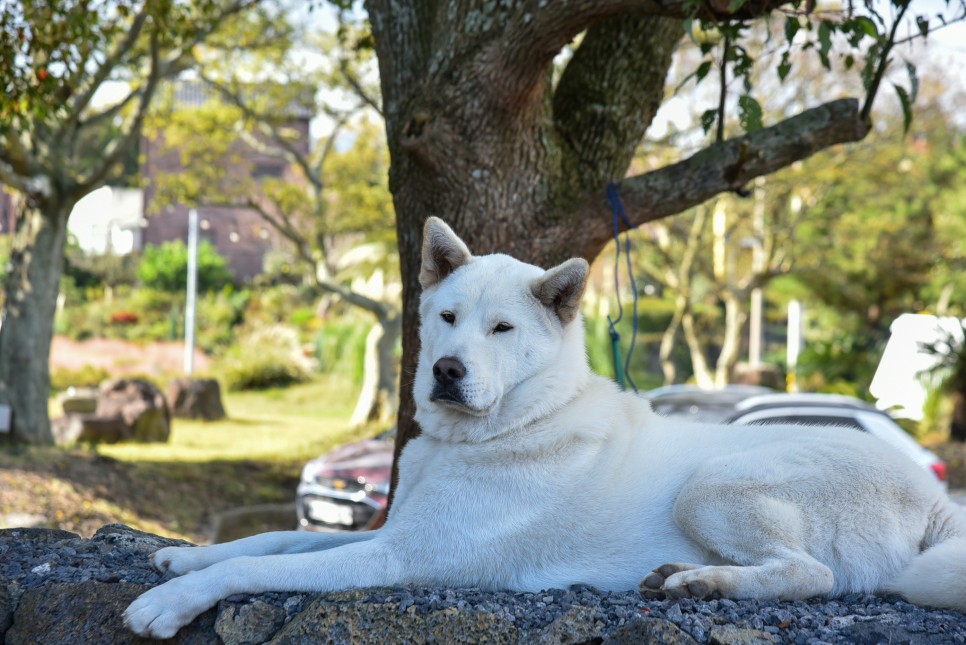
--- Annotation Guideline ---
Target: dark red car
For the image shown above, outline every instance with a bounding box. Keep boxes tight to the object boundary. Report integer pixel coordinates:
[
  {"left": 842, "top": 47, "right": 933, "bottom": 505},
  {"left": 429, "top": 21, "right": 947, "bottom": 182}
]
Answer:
[{"left": 296, "top": 435, "right": 393, "bottom": 531}]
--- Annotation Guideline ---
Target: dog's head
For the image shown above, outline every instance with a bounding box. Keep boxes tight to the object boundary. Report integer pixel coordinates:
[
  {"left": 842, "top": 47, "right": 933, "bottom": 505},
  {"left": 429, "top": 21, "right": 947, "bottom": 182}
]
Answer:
[{"left": 414, "top": 217, "right": 590, "bottom": 441}]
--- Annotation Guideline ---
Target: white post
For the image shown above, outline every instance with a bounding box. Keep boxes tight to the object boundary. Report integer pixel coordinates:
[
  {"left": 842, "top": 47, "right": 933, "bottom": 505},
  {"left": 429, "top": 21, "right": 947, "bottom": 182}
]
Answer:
[
  {"left": 748, "top": 177, "right": 765, "bottom": 367},
  {"left": 184, "top": 208, "right": 199, "bottom": 376},
  {"left": 786, "top": 299, "right": 803, "bottom": 392}
]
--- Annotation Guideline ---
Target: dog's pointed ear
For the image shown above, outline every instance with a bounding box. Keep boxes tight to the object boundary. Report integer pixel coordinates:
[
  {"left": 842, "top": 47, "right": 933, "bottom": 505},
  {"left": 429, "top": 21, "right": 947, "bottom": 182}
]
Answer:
[
  {"left": 531, "top": 258, "right": 589, "bottom": 325},
  {"left": 420, "top": 217, "right": 472, "bottom": 289}
]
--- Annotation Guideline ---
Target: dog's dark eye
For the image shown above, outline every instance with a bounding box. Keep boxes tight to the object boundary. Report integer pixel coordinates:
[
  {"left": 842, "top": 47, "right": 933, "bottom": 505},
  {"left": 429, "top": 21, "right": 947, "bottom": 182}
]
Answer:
[
  {"left": 493, "top": 322, "right": 513, "bottom": 333},
  {"left": 440, "top": 311, "right": 455, "bottom": 324}
]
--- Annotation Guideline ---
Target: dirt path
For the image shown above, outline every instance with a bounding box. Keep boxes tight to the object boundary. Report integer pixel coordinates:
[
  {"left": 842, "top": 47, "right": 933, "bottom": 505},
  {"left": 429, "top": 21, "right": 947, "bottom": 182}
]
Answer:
[{"left": 50, "top": 337, "right": 210, "bottom": 376}]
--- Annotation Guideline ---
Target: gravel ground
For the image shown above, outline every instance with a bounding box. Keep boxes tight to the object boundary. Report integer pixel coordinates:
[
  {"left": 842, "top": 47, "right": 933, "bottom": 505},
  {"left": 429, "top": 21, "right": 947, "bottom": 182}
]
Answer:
[{"left": 3, "top": 525, "right": 966, "bottom": 644}]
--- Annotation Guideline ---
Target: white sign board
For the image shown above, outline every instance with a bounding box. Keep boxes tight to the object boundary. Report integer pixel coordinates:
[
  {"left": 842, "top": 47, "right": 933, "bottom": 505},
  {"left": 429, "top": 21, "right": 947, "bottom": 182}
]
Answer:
[{"left": 870, "top": 314, "right": 966, "bottom": 420}]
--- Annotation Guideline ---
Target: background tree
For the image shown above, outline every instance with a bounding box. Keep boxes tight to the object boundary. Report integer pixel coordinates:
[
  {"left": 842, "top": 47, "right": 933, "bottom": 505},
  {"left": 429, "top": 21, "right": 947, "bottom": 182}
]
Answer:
[
  {"left": 0, "top": 0, "right": 266, "bottom": 444},
  {"left": 147, "top": 14, "right": 399, "bottom": 425},
  {"left": 361, "top": 0, "right": 959, "bottom": 494},
  {"left": 639, "top": 183, "right": 805, "bottom": 387},
  {"left": 785, "top": 87, "right": 966, "bottom": 397}
]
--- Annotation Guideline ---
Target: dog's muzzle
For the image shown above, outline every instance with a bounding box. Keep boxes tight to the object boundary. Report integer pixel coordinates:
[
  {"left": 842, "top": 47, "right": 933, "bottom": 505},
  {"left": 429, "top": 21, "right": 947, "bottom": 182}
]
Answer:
[{"left": 430, "top": 357, "right": 467, "bottom": 406}]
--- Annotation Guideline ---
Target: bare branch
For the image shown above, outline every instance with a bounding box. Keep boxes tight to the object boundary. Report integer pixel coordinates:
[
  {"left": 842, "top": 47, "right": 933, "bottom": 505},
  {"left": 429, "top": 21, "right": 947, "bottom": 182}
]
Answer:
[
  {"left": 74, "top": 29, "right": 164, "bottom": 197},
  {"left": 78, "top": 86, "right": 143, "bottom": 131},
  {"left": 198, "top": 74, "right": 326, "bottom": 194},
  {"left": 68, "top": 4, "right": 152, "bottom": 120},
  {"left": 338, "top": 58, "right": 383, "bottom": 117}
]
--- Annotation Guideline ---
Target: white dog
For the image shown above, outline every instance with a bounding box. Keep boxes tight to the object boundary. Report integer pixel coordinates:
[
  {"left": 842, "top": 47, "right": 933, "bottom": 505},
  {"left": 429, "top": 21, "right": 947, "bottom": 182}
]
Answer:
[{"left": 125, "top": 217, "right": 966, "bottom": 639}]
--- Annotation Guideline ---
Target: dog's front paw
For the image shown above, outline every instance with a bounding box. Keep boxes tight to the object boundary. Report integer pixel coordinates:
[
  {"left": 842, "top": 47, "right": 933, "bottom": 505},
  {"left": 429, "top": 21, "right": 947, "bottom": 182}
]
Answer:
[
  {"left": 123, "top": 581, "right": 201, "bottom": 639},
  {"left": 152, "top": 545, "right": 202, "bottom": 575}
]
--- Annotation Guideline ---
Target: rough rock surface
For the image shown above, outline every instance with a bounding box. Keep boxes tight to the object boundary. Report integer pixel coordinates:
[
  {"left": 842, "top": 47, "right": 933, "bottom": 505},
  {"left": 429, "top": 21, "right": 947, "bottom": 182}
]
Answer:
[
  {"left": 52, "top": 378, "right": 172, "bottom": 444},
  {"left": 167, "top": 378, "right": 227, "bottom": 421},
  {"left": 2, "top": 525, "right": 966, "bottom": 644}
]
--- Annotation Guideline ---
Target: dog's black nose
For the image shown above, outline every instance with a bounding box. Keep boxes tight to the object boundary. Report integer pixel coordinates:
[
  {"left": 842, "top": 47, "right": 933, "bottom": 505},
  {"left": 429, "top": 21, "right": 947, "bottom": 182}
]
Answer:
[{"left": 433, "top": 357, "right": 466, "bottom": 385}]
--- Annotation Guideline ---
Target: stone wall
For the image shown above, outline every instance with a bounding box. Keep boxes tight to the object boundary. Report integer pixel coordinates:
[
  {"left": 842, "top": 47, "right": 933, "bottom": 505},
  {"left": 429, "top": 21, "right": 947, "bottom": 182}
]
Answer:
[{"left": 3, "top": 524, "right": 964, "bottom": 644}]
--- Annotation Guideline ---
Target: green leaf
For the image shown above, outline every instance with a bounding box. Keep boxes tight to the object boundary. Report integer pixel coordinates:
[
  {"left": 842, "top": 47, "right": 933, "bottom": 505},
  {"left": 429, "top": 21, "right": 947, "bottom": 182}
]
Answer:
[
  {"left": 696, "top": 60, "right": 713, "bottom": 83},
  {"left": 700, "top": 108, "right": 719, "bottom": 135},
  {"left": 778, "top": 51, "right": 792, "bottom": 81},
  {"left": 817, "top": 21, "right": 833, "bottom": 69},
  {"left": 853, "top": 16, "right": 879, "bottom": 38},
  {"left": 784, "top": 15, "right": 801, "bottom": 42},
  {"left": 728, "top": 0, "right": 748, "bottom": 13},
  {"left": 893, "top": 83, "right": 913, "bottom": 134},
  {"left": 738, "top": 95, "right": 763, "bottom": 132},
  {"left": 844, "top": 54, "right": 855, "bottom": 70}
]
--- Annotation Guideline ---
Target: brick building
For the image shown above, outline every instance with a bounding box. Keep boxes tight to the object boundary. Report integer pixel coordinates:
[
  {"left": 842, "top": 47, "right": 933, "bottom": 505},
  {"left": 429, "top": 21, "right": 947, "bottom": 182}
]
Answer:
[{"left": 141, "top": 81, "right": 313, "bottom": 282}]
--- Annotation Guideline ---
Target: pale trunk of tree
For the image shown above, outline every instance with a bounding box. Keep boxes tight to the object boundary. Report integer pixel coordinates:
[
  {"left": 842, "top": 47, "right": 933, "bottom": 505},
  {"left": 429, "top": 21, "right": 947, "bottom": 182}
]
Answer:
[
  {"left": 660, "top": 295, "right": 687, "bottom": 385},
  {"left": 349, "top": 313, "right": 401, "bottom": 427},
  {"left": 681, "top": 311, "right": 715, "bottom": 389},
  {"left": 714, "top": 292, "right": 748, "bottom": 387},
  {"left": 0, "top": 200, "right": 71, "bottom": 445}
]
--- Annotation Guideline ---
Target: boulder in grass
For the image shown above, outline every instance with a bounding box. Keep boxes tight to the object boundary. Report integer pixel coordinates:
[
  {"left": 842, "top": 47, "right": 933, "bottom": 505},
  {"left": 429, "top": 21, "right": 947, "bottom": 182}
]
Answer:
[
  {"left": 88, "top": 378, "right": 171, "bottom": 443},
  {"left": 167, "top": 378, "right": 227, "bottom": 421}
]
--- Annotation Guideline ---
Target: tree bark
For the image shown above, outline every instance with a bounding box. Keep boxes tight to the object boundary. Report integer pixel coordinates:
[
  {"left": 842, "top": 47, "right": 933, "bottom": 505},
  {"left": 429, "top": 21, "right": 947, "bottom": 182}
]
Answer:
[
  {"left": 0, "top": 200, "right": 71, "bottom": 445},
  {"left": 951, "top": 391, "right": 966, "bottom": 443},
  {"left": 366, "top": 0, "right": 872, "bottom": 508}
]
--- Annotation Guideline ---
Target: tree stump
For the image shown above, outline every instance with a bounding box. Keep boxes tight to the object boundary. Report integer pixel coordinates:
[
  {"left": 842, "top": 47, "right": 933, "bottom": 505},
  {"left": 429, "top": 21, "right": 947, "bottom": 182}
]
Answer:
[{"left": 167, "top": 378, "right": 227, "bottom": 421}]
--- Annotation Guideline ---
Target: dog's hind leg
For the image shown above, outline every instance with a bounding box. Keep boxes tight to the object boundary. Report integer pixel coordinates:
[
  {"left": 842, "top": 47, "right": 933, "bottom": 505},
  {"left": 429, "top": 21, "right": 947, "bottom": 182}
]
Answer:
[
  {"left": 641, "top": 554, "right": 834, "bottom": 601},
  {"left": 651, "top": 482, "right": 835, "bottom": 602},
  {"left": 153, "top": 529, "right": 380, "bottom": 575}
]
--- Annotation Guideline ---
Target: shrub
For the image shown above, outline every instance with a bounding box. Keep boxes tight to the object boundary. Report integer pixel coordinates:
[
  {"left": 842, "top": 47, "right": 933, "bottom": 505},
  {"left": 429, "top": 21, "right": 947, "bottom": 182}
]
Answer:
[
  {"left": 138, "top": 240, "right": 233, "bottom": 292},
  {"left": 217, "top": 325, "right": 315, "bottom": 391},
  {"left": 314, "top": 321, "right": 370, "bottom": 384},
  {"left": 50, "top": 365, "right": 111, "bottom": 393}
]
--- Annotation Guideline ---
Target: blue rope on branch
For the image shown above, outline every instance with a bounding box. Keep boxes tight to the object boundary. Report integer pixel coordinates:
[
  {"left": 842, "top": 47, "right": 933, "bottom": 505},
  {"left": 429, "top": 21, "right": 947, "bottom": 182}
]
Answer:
[{"left": 605, "top": 181, "right": 640, "bottom": 393}]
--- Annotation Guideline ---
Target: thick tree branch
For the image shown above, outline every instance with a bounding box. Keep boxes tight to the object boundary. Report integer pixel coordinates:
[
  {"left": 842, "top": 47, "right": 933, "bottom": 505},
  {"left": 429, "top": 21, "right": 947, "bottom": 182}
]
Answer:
[
  {"left": 553, "top": 14, "right": 682, "bottom": 192},
  {"left": 0, "top": 133, "right": 43, "bottom": 183},
  {"left": 574, "top": 98, "right": 869, "bottom": 259},
  {"left": 492, "top": 0, "right": 795, "bottom": 104}
]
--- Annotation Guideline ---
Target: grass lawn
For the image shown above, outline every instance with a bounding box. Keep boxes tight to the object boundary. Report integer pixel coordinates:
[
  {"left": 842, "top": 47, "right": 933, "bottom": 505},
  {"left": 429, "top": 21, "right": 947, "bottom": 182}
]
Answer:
[{"left": 0, "top": 375, "right": 381, "bottom": 543}]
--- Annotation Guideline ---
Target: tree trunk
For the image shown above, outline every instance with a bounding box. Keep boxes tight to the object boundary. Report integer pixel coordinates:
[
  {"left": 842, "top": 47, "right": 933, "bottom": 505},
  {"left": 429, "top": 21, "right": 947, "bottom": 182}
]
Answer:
[
  {"left": 349, "top": 313, "right": 401, "bottom": 427},
  {"left": 951, "top": 391, "right": 966, "bottom": 443},
  {"left": 660, "top": 295, "right": 687, "bottom": 385},
  {"left": 681, "top": 311, "right": 716, "bottom": 389},
  {"left": 0, "top": 200, "right": 71, "bottom": 445},
  {"left": 714, "top": 291, "right": 749, "bottom": 387},
  {"left": 366, "top": 0, "right": 871, "bottom": 507}
]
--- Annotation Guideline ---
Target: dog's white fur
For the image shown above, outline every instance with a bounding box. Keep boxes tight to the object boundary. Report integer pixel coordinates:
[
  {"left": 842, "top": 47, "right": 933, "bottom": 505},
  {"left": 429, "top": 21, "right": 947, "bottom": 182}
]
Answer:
[{"left": 125, "top": 217, "right": 966, "bottom": 639}]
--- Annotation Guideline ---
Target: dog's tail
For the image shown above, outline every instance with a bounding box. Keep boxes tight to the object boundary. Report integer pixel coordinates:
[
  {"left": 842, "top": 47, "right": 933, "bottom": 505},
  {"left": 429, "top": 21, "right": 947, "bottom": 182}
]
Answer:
[{"left": 887, "top": 501, "right": 966, "bottom": 613}]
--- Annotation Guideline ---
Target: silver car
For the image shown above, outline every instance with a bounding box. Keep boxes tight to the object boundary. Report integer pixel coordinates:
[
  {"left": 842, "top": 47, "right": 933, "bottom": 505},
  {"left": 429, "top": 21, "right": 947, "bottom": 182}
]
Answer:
[{"left": 726, "top": 392, "right": 948, "bottom": 489}]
